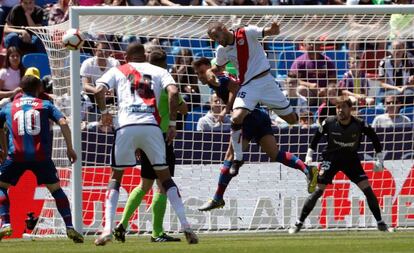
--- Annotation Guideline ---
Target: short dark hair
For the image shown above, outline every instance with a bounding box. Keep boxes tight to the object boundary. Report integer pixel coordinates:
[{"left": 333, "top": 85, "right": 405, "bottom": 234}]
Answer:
[
  {"left": 192, "top": 57, "right": 211, "bottom": 69},
  {"left": 149, "top": 49, "right": 167, "bottom": 68},
  {"left": 20, "top": 75, "right": 42, "bottom": 94},
  {"left": 207, "top": 22, "right": 225, "bottom": 37},
  {"left": 336, "top": 95, "right": 353, "bottom": 108},
  {"left": 126, "top": 42, "right": 145, "bottom": 59}
]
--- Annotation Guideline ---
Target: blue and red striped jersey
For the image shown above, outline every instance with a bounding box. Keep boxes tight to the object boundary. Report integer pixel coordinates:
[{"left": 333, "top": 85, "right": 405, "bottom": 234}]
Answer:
[{"left": 0, "top": 94, "right": 64, "bottom": 162}]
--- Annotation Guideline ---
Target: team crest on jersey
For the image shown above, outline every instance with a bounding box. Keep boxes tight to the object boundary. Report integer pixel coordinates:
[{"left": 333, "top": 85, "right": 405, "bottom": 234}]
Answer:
[{"left": 238, "top": 39, "right": 245, "bottom": 45}]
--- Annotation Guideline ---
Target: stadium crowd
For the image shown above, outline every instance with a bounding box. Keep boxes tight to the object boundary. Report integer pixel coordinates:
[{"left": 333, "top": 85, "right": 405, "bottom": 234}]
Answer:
[{"left": 0, "top": 0, "right": 413, "bottom": 133}]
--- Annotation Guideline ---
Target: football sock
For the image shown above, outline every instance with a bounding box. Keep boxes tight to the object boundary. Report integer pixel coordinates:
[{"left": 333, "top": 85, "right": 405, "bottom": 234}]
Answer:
[
  {"left": 51, "top": 188, "right": 73, "bottom": 228},
  {"left": 275, "top": 151, "right": 308, "bottom": 175},
  {"left": 213, "top": 160, "right": 233, "bottom": 201},
  {"left": 104, "top": 180, "right": 120, "bottom": 233},
  {"left": 299, "top": 188, "right": 324, "bottom": 223},
  {"left": 162, "top": 179, "right": 190, "bottom": 229},
  {"left": 231, "top": 123, "right": 243, "bottom": 161},
  {"left": 152, "top": 192, "right": 167, "bottom": 237},
  {"left": 362, "top": 187, "right": 382, "bottom": 222},
  {"left": 0, "top": 187, "right": 10, "bottom": 225},
  {"left": 120, "top": 187, "right": 146, "bottom": 228}
]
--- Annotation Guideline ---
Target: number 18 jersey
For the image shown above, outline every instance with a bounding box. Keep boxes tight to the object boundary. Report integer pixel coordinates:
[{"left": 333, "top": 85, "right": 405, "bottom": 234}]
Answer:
[
  {"left": 0, "top": 94, "right": 64, "bottom": 162},
  {"left": 96, "top": 62, "right": 176, "bottom": 128}
]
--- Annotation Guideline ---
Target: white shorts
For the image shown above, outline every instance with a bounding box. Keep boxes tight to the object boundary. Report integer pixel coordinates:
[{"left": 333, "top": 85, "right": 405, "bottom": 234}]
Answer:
[
  {"left": 233, "top": 74, "right": 294, "bottom": 116},
  {"left": 111, "top": 124, "right": 167, "bottom": 170}
]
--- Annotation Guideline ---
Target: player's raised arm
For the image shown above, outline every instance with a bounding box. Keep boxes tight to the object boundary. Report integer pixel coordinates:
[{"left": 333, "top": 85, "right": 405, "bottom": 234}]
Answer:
[
  {"left": 362, "top": 121, "right": 384, "bottom": 171},
  {"left": 306, "top": 120, "right": 327, "bottom": 164},
  {"left": 166, "top": 83, "right": 179, "bottom": 145},
  {"left": 57, "top": 117, "right": 77, "bottom": 164},
  {"left": 263, "top": 21, "right": 281, "bottom": 37}
]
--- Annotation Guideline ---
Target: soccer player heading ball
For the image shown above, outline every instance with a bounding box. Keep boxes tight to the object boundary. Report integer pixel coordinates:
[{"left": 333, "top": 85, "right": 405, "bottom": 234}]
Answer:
[
  {"left": 206, "top": 21, "right": 299, "bottom": 174},
  {"left": 289, "top": 96, "right": 394, "bottom": 234}
]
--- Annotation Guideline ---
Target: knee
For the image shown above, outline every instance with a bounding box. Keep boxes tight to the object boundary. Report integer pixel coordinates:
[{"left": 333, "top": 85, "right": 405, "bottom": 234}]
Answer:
[
  {"left": 46, "top": 182, "right": 61, "bottom": 193},
  {"left": 231, "top": 115, "right": 244, "bottom": 125},
  {"left": 4, "top": 33, "right": 20, "bottom": 47}
]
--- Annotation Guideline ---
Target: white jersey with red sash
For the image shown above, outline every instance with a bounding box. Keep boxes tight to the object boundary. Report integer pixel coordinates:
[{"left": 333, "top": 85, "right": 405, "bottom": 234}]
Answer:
[
  {"left": 216, "top": 25, "right": 270, "bottom": 86},
  {"left": 96, "top": 62, "right": 175, "bottom": 128}
]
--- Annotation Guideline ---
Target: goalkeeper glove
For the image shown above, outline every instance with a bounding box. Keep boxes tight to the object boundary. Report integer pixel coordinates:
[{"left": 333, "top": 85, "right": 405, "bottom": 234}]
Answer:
[
  {"left": 305, "top": 148, "right": 314, "bottom": 164},
  {"left": 373, "top": 152, "right": 384, "bottom": 172}
]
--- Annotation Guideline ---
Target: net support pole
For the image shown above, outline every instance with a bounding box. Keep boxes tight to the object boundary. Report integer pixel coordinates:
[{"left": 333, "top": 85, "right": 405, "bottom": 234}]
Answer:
[{"left": 69, "top": 7, "right": 83, "bottom": 234}]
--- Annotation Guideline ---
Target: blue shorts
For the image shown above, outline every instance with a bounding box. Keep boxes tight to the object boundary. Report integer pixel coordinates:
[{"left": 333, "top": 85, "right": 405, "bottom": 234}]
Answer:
[
  {"left": 242, "top": 108, "right": 273, "bottom": 143},
  {"left": 0, "top": 159, "right": 59, "bottom": 186}
]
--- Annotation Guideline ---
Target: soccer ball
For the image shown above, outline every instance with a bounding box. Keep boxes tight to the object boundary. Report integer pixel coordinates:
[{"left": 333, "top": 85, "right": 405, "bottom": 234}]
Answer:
[{"left": 62, "top": 28, "right": 85, "bottom": 50}]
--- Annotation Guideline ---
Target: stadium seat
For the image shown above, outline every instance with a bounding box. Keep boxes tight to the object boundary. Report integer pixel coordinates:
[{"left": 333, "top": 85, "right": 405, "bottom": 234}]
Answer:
[
  {"left": 184, "top": 107, "right": 209, "bottom": 131},
  {"left": 80, "top": 53, "right": 91, "bottom": 64},
  {"left": 266, "top": 42, "right": 296, "bottom": 51},
  {"left": 325, "top": 50, "right": 349, "bottom": 78},
  {"left": 22, "top": 53, "right": 51, "bottom": 78},
  {"left": 400, "top": 106, "right": 414, "bottom": 121},
  {"left": 35, "top": 0, "right": 57, "bottom": 7},
  {"left": 276, "top": 50, "right": 303, "bottom": 78},
  {"left": 193, "top": 47, "right": 214, "bottom": 59},
  {"left": 172, "top": 39, "right": 191, "bottom": 48},
  {"left": 358, "top": 107, "right": 385, "bottom": 125}
]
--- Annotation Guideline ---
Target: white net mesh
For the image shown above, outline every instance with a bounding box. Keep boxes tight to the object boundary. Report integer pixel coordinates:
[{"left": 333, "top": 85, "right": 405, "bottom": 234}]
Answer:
[{"left": 26, "top": 7, "right": 414, "bottom": 236}]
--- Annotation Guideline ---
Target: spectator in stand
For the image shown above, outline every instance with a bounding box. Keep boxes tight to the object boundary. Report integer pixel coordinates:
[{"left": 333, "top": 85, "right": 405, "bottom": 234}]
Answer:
[
  {"left": 289, "top": 37, "right": 336, "bottom": 106},
  {"left": 197, "top": 93, "right": 231, "bottom": 131},
  {"left": 317, "top": 84, "right": 340, "bottom": 124},
  {"left": 81, "top": 42, "right": 120, "bottom": 94},
  {"left": 124, "top": 0, "right": 159, "bottom": 5},
  {"left": 170, "top": 48, "right": 201, "bottom": 110},
  {"left": 0, "top": 47, "right": 24, "bottom": 99},
  {"left": 284, "top": 74, "right": 308, "bottom": 115},
  {"left": 4, "top": 0, "right": 46, "bottom": 54},
  {"left": 48, "top": 0, "right": 70, "bottom": 25},
  {"left": 378, "top": 40, "right": 414, "bottom": 105},
  {"left": 372, "top": 95, "right": 412, "bottom": 128},
  {"left": 339, "top": 56, "right": 375, "bottom": 106},
  {"left": 71, "top": 0, "right": 104, "bottom": 5},
  {"left": 0, "top": 0, "right": 19, "bottom": 42},
  {"left": 80, "top": 42, "right": 119, "bottom": 121},
  {"left": 299, "top": 111, "right": 317, "bottom": 129}
]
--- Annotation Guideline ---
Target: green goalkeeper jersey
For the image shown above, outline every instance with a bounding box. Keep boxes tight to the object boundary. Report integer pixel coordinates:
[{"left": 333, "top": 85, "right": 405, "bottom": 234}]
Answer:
[{"left": 158, "top": 89, "right": 184, "bottom": 133}]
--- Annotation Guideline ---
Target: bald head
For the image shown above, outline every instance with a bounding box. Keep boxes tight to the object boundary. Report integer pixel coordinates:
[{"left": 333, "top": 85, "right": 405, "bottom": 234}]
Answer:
[
  {"left": 207, "top": 22, "right": 232, "bottom": 47},
  {"left": 207, "top": 22, "right": 226, "bottom": 38},
  {"left": 125, "top": 42, "right": 146, "bottom": 63}
]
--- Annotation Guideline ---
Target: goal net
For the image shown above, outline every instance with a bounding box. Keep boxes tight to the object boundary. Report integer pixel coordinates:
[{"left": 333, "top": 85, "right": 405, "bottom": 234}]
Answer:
[{"left": 25, "top": 6, "right": 414, "bottom": 237}]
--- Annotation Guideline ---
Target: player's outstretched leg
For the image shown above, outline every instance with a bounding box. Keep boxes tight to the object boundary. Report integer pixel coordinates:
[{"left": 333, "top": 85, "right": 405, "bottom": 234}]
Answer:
[
  {"left": 151, "top": 192, "right": 180, "bottom": 242},
  {"left": 289, "top": 186, "right": 325, "bottom": 234},
  {"left": 358, "top": 181, "right": 394, "bottom": 232},
  {"left": 48, "top": 185, "right": 84, "bottom": 243},
  {"left": 274, "top": 150, "right": 318, "bottom": 193},
  {"left": 198, "top": 160, "right": 232, "bottom": 212},
  {"left": 113, "top": 186, "right": 147, "bottom": 243},
  {"left": 95, "top": 178, "right": 121, "bottom": 246},
  {"left": 0, "top": 186, "right": 12, "bottom": 241},
  {"left": 160, "top": 177, "right": 198, "bottom": 244}
]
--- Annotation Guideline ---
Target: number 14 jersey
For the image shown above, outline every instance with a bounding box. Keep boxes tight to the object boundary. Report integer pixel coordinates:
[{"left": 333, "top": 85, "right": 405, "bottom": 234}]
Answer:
[{"left": 0, "top": 94, "right": 64, "bottom": 162}]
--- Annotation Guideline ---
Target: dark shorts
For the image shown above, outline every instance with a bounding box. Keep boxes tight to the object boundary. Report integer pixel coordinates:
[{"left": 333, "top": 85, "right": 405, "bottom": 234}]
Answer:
[
  {"left": 140, "top": 141, "right": 175, "bottom": 180},
  {"left": 243, "top": 108, "right": 273, "bottom": 143},
  {"left": 0, "top": 159, "right": 59, "bottom": 186},
  {"left": 317, "top": 153, "right": 368, "bottom": 185}
]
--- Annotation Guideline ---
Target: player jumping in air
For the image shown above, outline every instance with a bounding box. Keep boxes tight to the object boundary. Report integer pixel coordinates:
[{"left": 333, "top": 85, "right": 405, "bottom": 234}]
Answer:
[
  {"left": 289, "top": 96, "right": 394, "bottom": 234},
  {"left": 0, "top": 73, "right": 83, "bottom": 243},
  {"left": 192, "top": 57, "right": 318, "bottom": 211},
  {"left": 93, "top": 43, "right": 197, "bottom": 245},
  {"left": 206, "top": 21, "right": 299, "bottom": 175}
]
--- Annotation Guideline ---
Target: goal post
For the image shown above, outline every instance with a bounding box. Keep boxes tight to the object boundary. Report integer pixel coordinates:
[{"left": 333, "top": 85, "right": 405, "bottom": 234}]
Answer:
[{"left": 24, "top": 5, "right": 414, "bottom": 237}]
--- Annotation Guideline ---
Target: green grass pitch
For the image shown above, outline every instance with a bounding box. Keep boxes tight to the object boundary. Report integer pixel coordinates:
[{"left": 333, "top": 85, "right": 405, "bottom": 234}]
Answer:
[{"left": 1, "top": 231, "right": 413, "bottom": 253}]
